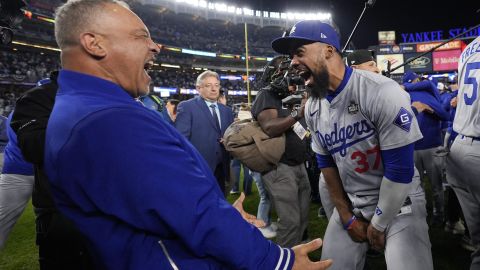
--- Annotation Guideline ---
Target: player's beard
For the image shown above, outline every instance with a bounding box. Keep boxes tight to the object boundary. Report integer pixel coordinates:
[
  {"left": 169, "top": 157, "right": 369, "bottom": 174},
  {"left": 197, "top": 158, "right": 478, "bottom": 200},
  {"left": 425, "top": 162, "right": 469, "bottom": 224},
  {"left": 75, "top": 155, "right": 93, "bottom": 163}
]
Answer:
[{"left": 308, "top": 64, "right": 330, "bottom": 99}]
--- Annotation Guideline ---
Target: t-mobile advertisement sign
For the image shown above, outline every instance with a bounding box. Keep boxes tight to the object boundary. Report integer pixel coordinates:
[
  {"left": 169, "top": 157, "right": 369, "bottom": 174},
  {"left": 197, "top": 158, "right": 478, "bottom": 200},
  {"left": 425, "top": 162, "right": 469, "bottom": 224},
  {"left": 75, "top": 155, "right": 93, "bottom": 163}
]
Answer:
[{"left": 432, "top": 50, "right": 461, "bottom": 71}]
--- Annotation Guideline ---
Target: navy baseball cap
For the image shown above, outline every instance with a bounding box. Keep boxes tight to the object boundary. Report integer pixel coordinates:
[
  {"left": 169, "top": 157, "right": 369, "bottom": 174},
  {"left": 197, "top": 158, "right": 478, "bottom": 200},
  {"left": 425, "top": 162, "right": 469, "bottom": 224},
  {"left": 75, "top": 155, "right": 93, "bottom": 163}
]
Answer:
[
  {"left": 346, "top": 50, "right": 375, "bottom": 66},
  {"left": 272, "top": 20, "right": 340, "bottom": 55},
  {"left": 402, "top": 71, "right": 419, "bottom": 83}
]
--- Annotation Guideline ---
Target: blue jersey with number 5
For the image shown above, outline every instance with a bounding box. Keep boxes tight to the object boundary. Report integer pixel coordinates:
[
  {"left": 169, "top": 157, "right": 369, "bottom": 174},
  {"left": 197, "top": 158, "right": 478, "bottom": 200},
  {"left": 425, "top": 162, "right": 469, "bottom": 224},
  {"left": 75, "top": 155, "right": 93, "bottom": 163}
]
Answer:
[{"left": 454, "top": 36, "right": 480, "bottom": 137}]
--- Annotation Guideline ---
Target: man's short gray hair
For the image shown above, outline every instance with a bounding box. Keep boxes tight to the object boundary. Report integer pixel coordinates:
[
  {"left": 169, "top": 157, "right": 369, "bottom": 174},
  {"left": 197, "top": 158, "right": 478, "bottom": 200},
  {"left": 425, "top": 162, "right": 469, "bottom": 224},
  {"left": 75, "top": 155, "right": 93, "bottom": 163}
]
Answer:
[
  {"left": 196, "top": 70, "right": 220, "bottom": 87},
  {"left": 54, "top": 0, "right": 130, "bottom": 49}
]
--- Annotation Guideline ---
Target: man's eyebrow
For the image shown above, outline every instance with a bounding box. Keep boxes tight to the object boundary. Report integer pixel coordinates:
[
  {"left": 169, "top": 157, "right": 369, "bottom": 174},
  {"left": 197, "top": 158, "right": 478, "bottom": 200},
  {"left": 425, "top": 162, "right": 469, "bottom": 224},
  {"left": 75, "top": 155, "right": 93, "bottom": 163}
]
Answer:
[
  {"left": 294, "top": 46, "right": 305, "bottom": 54},
  {"left": 132, "top": 29, "right": 150, "bottom": 36}
]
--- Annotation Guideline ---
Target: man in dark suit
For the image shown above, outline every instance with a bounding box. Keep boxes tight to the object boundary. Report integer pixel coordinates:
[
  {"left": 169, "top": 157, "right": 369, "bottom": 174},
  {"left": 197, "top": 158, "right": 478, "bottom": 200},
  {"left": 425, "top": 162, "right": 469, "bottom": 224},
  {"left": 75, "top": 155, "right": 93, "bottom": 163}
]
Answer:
[{"left": 176, "top": 71, "right": 234, "bottom": 194}]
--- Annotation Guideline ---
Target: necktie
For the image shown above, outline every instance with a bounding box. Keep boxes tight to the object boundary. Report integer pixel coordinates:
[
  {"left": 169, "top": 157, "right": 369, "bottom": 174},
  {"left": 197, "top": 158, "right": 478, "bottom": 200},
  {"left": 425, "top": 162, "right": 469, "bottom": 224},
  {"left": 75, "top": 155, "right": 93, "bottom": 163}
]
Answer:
[{"left": 210, "top": 104, "right": 221, "bottom": 132}]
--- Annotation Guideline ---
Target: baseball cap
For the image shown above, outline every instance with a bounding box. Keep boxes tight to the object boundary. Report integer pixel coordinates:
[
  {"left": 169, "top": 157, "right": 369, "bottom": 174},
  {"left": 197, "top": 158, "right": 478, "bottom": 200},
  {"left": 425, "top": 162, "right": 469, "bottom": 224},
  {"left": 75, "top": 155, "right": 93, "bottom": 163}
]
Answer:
[
  {"left": 272, "top": 20, "right": 340, "bottom": 55},
  {"left": 346, "top": 50, "right": 375, "bottom": 66},
  {"left": 402, "top": 71, "right": 419, "bottom": 83}
]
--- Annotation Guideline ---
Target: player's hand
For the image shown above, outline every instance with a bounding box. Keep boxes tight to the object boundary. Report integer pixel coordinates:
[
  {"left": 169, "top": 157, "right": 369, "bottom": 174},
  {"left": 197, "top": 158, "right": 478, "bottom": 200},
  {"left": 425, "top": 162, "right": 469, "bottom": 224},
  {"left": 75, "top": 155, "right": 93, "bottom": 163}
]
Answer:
[
  {"left": 412, "top": 101, "right": 434, "bottom": 113},
  {"left": 346, "top": 217, "right": 369, "bottom": 242},
  {"left": 450, "top": 97, "right": 458, "bottom": 108},
  {"left": 233, "top": 192, "right": 266, "bottom": 228},
  {"left": 297, "top": 94, "right": 307, "bottom": 119},
  {"left": 367, "top": 223, "right": 386, "bottom": 251},
  {"left": 292, "top": 239, "right": 333, "bottom": 270}
]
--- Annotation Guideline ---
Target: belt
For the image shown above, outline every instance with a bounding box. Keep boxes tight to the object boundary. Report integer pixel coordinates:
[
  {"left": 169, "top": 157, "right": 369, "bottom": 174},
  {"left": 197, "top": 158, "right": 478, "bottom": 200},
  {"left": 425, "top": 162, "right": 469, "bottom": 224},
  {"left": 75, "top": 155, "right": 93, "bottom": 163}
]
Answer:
[{"left": 461, "top": 135, "right": 480, "bottom": 141}]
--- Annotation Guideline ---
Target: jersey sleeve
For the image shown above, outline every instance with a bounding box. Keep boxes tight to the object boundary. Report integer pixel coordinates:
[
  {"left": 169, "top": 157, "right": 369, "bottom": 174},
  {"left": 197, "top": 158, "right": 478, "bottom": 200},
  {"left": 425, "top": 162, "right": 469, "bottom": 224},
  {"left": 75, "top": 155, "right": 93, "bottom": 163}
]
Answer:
[{"left": 365, "top": 80, "right": 423, "bottom": 150}]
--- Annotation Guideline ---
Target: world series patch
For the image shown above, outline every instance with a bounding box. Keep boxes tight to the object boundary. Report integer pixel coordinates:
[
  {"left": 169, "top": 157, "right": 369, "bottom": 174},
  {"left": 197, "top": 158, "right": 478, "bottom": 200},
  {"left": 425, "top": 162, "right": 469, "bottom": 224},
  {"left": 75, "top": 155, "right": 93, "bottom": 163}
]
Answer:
[{"left": 393, "top": 107, "right": 413, "bottom": 132}]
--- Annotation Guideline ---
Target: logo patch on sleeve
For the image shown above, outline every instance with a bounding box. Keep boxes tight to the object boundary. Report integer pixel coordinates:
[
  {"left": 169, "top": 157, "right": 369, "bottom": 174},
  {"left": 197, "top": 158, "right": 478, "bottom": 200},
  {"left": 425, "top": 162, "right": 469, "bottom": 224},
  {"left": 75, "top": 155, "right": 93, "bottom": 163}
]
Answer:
[
  {"left": 393, "top": 107, "right": 413, "bottom": 132},
  {"left": 375, "top": 206, "right": 383, "bottom": 216}
]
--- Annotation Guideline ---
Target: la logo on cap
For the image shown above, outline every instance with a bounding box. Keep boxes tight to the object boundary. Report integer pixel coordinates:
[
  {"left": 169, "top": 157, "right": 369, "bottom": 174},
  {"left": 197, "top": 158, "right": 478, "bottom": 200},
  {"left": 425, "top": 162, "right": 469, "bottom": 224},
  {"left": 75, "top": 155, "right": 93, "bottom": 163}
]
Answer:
[
  {"left": 321, "top": 33, "right": 327, "bottom": 38},
  {"left": 290, "top": 25, "right": 296, "bottom": 35}
]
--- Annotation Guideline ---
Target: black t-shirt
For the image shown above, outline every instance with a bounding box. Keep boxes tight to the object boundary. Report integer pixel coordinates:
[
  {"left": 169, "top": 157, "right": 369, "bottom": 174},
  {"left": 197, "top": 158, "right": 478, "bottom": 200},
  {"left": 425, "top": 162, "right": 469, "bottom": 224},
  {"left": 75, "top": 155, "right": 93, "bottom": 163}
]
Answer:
[{"left": 251, "top": 89, "right": 307, "bottom": 166}]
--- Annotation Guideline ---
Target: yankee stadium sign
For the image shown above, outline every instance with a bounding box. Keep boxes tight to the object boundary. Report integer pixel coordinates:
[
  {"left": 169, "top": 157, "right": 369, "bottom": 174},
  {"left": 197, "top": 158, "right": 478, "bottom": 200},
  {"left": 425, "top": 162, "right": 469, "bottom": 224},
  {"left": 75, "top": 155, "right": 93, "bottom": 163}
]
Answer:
[{"left": 401, "top": 26, "right": 480, "bottom": 43}]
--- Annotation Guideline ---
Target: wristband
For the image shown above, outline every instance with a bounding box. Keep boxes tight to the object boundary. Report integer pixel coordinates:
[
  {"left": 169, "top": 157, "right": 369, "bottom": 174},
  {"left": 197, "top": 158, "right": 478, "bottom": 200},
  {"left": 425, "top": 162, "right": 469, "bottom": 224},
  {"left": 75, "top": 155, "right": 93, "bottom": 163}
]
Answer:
[{"left": 343, "top": 215, "right": 357, "bottom": 230}]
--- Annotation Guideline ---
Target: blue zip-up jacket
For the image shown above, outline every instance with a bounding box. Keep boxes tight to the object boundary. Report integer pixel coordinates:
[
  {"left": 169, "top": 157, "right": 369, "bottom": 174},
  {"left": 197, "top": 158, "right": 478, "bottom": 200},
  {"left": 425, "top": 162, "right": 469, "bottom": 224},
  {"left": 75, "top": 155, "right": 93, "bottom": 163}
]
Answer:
[
  {"left": 404, "top": 81, "right": 449, "bottom": 150},
  {"left": 440, "top": 91, "right": 454, "bottom": 130},
  {"left": 447, "top": 91, "right": 459, "bottom": 146},
  {"left": 2, "top": 112, "right": 34, "bottom": 175},
  {"left": 44, "top": 70, "right": 292, "bottom": 270}
]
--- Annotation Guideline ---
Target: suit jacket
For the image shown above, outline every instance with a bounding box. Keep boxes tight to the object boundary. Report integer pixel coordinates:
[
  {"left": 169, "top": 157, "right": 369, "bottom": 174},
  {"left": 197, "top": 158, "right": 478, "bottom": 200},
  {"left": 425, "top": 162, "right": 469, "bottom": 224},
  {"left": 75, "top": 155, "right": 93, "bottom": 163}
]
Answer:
[
  {"left": 161, "top": 109, "right": 175, "bottom": 126},
  {"left": 175, "top": 96, "right": 234, "bottom": 173}
]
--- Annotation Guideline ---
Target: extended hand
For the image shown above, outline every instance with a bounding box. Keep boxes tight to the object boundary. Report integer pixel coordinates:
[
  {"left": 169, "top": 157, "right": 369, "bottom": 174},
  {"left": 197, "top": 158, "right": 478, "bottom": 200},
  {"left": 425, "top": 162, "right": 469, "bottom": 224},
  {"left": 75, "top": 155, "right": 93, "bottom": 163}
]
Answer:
[
  {"left": 347, "top": 217, "right": 369, "bottom": 243},
  {"left": 367, "top": 223, "right": 386, "bottom": 251},
  {"left": 232, "top": 192, "right": 266, "bottom": 228},
  {"left": 450, "top": 97, "right": 458, "bottom": 108},
  {"left": 412, "top": 101, "right": 433, "bottom": 113},
  {"left": 292, "top": 239, "right": 333, "bottom": 270}
]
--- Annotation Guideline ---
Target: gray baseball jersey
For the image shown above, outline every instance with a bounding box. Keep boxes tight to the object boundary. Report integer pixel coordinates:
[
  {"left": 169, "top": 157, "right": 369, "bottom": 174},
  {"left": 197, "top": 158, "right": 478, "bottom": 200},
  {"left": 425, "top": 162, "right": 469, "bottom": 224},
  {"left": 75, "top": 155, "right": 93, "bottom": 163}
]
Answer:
[
  {"left": 454, "top": 35, "right": 480, "bottom": 137},
  {"left": 305, "top": 68, "right": 423, "bottom": 199},
  {"left": 447, "top": 36, "right": 480, "bottom": 270},
  {"left": 306, "top": 67, "right": 433, "bottom": 270}
]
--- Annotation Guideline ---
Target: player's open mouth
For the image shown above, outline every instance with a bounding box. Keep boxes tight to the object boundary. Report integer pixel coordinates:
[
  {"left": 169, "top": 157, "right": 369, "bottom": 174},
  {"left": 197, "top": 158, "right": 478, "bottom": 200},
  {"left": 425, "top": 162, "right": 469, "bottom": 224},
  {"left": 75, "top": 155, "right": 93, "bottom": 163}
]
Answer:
[{"left": 298, "top": 69, "right": 313, "bottom": 86}]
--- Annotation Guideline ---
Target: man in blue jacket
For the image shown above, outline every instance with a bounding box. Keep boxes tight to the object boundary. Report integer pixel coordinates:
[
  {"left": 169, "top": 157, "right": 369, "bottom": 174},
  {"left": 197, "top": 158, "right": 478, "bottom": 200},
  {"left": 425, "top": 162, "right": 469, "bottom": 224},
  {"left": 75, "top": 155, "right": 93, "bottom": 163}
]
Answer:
[
  {"left": 176, "top": 71, "right": 234, "bottom": 194},
  {"left": 402, "top": 72, "right": 449, "bottom": 226},
  {"left": 43, "top": 1, "right": 332, "bottom": 269}
]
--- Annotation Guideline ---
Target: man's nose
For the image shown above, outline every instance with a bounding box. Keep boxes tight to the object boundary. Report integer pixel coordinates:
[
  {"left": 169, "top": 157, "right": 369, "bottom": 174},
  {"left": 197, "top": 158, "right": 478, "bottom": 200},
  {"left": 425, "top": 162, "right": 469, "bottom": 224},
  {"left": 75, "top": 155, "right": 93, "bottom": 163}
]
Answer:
[{"left": 290, "top": 56, "right": 299, "bottom": 68}]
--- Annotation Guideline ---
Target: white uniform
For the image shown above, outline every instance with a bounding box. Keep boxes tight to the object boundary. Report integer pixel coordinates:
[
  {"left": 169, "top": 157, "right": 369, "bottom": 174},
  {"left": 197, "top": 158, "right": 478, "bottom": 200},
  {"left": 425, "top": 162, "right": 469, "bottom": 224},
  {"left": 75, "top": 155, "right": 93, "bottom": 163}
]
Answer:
[
  {"left": 448, "top": 35, "right": 480, "bottom": 270},
  {"left": 304, "top": 67, "right": 433, "bottom": 270}
]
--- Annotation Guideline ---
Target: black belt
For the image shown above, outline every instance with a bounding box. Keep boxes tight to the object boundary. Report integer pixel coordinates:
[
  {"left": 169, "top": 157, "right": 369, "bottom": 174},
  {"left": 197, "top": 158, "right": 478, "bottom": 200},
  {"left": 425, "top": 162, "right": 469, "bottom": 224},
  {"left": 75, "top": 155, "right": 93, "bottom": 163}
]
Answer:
[{"left": 461, "top": 135, "right": 480, "bottom": 141}]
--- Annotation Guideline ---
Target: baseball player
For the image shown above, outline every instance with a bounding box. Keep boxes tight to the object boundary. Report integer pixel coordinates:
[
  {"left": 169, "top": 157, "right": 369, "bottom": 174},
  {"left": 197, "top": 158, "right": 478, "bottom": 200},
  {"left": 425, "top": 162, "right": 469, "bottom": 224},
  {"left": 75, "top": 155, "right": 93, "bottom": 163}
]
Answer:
[
  {"left": 272, "top": 20, "right": 433, "bottom": 270},
  {"left": 447, "top": 35, "right": 480, "bottom": 270},
  {"left": 317, "top": 49, "right": 382, "bottom": 221}
]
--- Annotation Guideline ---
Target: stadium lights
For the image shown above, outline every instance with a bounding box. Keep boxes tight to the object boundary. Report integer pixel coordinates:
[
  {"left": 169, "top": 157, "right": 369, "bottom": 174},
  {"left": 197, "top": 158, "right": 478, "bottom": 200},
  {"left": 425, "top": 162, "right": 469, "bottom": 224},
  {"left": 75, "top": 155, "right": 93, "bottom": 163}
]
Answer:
[
  {"left": 160, "top": 63, "right": 181, "bottom": 68},
  {"left": 12, "top": 40, "right": 60, "bottom": 52},
  {"left": 170, "top": 0, "right": 331, "bottom": 21},
  {"left": 243, "top": 8, "right": 254, "bottom": 16},
  {"left": 214, "top": 3, "right": 227, "bottom": 12},
  {"left": 227, "top": 5, "right": 235, "bottom": 13},
  {"left": 284, "top": 12, "right": 331, "bottom": 21}
]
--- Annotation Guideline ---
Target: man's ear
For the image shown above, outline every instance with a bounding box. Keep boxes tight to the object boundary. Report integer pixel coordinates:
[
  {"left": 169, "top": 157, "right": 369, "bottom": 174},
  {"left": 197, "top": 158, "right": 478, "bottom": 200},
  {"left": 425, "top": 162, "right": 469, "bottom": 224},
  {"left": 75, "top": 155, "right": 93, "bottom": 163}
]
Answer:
[
  {"left": 79, "top": 32, "right": 107, "bottom": 58},
  {"left": 325, "top": 45, "right": 335, "bottom": 59}
]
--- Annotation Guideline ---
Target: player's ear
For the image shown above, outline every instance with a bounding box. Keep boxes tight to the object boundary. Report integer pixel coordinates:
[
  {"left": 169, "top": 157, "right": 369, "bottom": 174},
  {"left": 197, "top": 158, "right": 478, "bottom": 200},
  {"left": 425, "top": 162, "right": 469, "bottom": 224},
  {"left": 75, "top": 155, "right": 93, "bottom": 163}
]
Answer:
[{"left": 325, "top": 45, "right": 335, "bottom": 59}]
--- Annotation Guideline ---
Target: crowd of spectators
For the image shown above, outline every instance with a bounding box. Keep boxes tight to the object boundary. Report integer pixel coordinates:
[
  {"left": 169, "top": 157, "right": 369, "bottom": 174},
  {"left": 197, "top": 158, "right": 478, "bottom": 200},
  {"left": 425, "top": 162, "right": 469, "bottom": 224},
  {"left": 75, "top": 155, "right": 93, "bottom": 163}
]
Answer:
[
  {"left": 0, "top": 49, "right": 260, "bottom": 114},
  {"left": 0, "top": 50, "right": 60, "bottom": 84},
  {"left": 17, "top": 1, "right": 283, "bottom": 57},
  {"left": 144, "top": 11, "right": 283, "bottom": 56}
]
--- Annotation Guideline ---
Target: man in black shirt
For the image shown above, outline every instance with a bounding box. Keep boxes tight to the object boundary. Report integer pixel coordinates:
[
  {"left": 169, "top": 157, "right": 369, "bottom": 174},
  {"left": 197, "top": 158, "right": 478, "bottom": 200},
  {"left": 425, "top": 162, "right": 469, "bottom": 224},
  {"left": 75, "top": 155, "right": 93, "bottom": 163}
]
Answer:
[
  {"left": 251, "top": 56, "right": 311, "bottom": 247},
  {"left": 11, "top": 72, "right": 93, "bottom": 269}
]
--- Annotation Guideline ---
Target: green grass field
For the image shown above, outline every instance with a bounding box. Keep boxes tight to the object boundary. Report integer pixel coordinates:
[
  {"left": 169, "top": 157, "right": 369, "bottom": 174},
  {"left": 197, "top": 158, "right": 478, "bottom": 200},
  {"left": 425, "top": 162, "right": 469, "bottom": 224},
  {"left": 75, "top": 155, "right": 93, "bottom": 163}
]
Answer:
[{"left": 0, "top": 183, "right": 472, "bottom": 269}]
